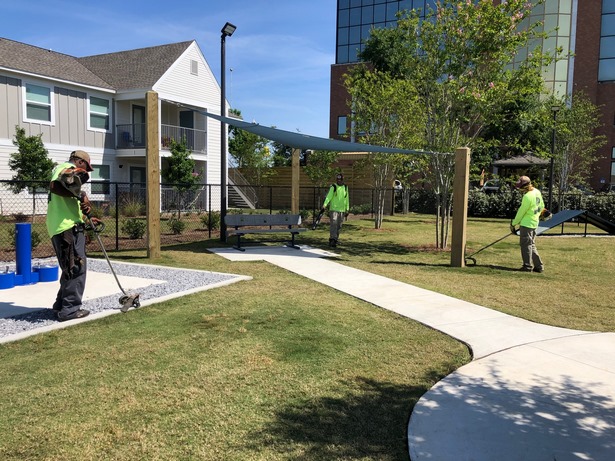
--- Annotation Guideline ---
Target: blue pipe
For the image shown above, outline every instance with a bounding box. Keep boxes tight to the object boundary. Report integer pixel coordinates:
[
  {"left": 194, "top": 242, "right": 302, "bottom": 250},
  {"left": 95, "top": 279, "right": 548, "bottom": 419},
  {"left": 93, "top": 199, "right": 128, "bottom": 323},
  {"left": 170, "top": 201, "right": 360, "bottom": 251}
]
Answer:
[{"left": 15, "top": 223, "right": 32, "bottom": 284}]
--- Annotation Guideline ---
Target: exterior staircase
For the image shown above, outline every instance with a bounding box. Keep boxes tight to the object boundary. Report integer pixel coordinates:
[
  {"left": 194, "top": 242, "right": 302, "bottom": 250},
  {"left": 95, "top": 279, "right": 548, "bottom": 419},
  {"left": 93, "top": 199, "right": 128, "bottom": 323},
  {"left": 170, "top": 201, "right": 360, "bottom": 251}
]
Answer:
[{"left": 228, "top": 168, "right": 257, "bottom": 209}]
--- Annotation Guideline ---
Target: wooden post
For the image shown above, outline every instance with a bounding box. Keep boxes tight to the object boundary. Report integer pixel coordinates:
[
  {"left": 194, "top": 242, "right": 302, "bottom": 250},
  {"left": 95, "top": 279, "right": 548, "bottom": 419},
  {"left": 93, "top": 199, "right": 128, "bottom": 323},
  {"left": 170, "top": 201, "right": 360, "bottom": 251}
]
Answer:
[
  {"left": 450, "top": 147, "right": 470, "bottom": 267},
  {"left": 146, "top": 91, "right": 161, "bottom": 259},
  {"left": 291, "top": 148, "right": 300, "bottom": 214}
]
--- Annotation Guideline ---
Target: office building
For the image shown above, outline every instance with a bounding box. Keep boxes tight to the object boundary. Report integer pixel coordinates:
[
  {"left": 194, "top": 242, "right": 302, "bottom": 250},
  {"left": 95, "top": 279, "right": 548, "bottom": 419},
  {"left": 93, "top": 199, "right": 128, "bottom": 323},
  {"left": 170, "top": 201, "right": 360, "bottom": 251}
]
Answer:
[{"left": 330, "top": 0, "right": 614, "bottom": 190}]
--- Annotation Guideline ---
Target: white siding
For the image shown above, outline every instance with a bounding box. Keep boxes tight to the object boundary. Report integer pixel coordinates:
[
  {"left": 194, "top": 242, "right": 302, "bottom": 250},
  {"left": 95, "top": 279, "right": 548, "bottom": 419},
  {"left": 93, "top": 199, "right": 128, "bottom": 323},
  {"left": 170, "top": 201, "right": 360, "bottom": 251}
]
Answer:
[{"left": 153, "top": 42, "right": 223, "bottom": 187}]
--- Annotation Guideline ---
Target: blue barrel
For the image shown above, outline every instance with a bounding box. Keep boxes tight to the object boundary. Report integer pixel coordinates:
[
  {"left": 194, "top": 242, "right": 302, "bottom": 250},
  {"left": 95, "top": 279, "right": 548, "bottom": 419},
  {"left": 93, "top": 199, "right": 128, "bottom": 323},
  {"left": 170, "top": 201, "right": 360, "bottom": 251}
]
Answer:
[{"left": 15, "top": 223, "right": 32, "bottom": 284}]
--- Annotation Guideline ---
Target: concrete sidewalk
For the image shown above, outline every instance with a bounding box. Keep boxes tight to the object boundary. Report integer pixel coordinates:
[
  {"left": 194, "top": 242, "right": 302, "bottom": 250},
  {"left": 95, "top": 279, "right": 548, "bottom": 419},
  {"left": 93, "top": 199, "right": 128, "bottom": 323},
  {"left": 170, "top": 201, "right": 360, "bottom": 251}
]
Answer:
[{"left": 211, "top": 245, "right": 615, "bottom": 461}]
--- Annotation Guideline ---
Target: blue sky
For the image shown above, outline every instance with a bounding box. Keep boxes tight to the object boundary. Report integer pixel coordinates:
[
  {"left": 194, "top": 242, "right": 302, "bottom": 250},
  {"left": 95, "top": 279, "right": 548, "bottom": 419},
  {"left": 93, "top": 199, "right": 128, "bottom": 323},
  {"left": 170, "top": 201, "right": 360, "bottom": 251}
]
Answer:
[{"left": 1, "top": 0, "right": 336, "bottom": 138}]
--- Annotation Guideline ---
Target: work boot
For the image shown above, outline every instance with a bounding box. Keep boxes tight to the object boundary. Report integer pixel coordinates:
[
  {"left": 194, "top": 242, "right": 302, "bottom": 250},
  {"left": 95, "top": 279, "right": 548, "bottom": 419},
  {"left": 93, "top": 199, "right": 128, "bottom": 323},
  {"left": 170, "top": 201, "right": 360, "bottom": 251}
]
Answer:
[
  {"left": 329, "top": 238, "right": 335, "bottom": 247},
  {"left": 518, "top": 266, "right": 532, "bottom": 272},
  {"left": 58, "top": 309, "right": 90, "bottom": 322}
]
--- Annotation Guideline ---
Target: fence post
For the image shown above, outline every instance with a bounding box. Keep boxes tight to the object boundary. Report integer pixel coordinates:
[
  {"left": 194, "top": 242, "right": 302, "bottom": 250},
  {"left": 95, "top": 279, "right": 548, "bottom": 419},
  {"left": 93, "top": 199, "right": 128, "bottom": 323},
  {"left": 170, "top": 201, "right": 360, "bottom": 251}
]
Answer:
[
  {"left": 146, "top": 90, "right": 161, "bottom": 259},
  {"left": 451, "top": 147, "right": 471, "bottom": 267},
  {"left": 115, "top": 182, "right": 119, "bottom": 251}
]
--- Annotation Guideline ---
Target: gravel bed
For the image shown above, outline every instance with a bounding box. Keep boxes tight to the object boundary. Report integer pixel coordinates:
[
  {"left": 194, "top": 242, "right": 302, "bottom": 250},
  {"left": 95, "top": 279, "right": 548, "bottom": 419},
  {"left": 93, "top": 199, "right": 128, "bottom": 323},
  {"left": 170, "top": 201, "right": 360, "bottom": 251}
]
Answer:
[{"left": 0, "top": 258, "right": 243, "bottom": 340}]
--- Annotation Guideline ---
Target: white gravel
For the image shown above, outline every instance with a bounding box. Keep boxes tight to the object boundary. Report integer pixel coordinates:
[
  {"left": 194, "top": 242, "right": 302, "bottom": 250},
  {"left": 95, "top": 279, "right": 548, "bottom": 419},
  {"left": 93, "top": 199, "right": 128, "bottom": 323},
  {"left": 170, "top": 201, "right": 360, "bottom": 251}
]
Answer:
[{"left": 0, "top": 258, "right": 244, "bottom": 340}]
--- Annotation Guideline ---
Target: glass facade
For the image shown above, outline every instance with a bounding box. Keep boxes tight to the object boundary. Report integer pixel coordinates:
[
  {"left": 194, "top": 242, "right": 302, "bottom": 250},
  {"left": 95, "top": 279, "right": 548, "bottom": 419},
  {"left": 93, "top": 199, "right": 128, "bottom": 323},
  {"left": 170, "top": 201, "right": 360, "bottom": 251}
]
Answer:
[
  {"left": 513, "top": 0, "right": 575, "bottom": 97},
  {"left": 599, "top": 0, "right": 615, "bottom": 81},
  {"left": 336, "top": 0, "right": 437, "bottom": 64},
  {"left": 336, "top": 0, "right": 577, "bottom": 97}
]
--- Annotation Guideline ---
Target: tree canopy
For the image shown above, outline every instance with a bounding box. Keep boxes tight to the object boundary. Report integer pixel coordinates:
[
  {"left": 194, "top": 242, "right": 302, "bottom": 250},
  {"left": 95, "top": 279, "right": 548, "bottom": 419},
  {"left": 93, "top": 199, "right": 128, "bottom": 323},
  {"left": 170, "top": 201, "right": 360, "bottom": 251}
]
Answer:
[{"left": 9, "top": 126, "right": 55, "bottom": 193}]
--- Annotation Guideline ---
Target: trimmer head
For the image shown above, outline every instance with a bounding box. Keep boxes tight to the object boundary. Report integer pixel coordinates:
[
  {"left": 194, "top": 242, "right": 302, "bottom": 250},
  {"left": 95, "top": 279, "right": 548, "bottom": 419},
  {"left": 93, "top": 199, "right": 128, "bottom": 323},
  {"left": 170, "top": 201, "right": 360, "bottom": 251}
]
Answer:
[{"left": 119, "top": 294, "right": 141, "bottom": 313}]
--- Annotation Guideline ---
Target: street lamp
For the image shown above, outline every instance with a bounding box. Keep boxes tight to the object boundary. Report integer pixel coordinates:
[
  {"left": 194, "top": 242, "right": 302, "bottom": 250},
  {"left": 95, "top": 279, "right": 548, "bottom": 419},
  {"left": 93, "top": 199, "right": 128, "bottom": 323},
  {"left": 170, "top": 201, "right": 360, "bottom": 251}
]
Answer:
[
  {"left": 220, "top": 21, "right": 236, "bottom": 242},
  {"left": 548, "top": 105, "right": 559, "bottom": 212}
]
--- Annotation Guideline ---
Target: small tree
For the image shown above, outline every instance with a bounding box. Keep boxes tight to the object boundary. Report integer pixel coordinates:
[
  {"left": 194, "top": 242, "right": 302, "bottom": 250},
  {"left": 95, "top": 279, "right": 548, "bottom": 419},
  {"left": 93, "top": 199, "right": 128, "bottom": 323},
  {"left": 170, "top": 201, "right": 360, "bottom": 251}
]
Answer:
[
  {"left": 161, "top": 138, "right": 199, "bottom": 219},
  {"left": 551, "top": 93, "right": 606, "bottom": 198},
  {"left": 9, "top": 126, "right": 55, "bottom": 194},
  {"left": 359, "top": 0, "right": 554, "bottom": 247},
  {"left": 345, "top": 69, "right": 423, "bottom": 228}
]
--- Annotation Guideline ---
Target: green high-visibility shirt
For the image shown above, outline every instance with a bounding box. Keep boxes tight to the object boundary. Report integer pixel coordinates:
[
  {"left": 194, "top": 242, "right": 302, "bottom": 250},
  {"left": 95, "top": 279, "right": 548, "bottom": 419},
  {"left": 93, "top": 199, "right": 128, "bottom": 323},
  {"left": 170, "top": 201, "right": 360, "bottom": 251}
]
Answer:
[
  {"left": 46, "top": 162, "right": 84, "bottom": 238},
  {"left": 323, "top": 184, "right": 349, "bottom": 212},
  {"left": 512, "top": 188, "right": 544, "bottom": 229}
]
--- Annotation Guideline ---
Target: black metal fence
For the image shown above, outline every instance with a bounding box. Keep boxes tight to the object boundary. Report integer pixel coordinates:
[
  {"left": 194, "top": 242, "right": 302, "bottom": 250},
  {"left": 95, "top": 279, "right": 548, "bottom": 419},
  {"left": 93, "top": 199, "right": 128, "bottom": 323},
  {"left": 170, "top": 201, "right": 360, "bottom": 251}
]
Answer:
[{"left": 1, "top": 179, "right": 613, "bottom": 262}]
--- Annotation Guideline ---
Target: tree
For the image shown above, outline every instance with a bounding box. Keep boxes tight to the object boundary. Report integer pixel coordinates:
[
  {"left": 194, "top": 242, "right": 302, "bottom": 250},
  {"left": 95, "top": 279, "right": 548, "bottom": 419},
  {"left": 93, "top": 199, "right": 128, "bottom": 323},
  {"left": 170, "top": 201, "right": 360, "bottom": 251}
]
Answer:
[
  {"left": 359, "top": 0, "right": 554, "bottom": 247},
  {"left": 551, "top": 93, "right": 606, "bottom": 197},
  {"left": 345, "top": 69, "right": 424, "bottom": 228},
  {"left": 270, "top": 141, "right": 310, "bottom": 167},
  {"left": 161, "top": 138, "right": 199, "bottom": 219},
  {"left": 9, "top": 126, "right": 55, "bottom": 194},
  {"left": 228, "top": 126, "right": 274, "bottom": 187}
]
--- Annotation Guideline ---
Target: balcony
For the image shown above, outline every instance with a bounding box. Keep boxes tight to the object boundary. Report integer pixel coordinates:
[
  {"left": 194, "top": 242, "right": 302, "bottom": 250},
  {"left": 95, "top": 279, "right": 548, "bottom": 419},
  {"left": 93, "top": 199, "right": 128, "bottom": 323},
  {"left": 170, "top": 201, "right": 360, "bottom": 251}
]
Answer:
[{"left": 116, "top": 123, "right": 207, "bottom": 154}]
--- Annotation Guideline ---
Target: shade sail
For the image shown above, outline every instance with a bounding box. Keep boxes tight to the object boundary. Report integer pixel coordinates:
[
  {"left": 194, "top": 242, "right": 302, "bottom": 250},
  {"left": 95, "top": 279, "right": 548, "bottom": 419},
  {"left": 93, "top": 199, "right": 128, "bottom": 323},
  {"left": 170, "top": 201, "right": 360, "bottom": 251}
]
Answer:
[{"left": 201, "top": 111, "right": 429, "bottom": 155}]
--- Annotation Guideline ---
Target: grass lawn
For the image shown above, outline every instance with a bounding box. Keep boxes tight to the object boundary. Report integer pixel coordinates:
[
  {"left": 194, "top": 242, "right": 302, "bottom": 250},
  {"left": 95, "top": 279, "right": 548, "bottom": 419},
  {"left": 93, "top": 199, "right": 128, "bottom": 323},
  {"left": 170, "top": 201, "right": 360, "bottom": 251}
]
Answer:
[{"left": 0, "top": 213, "right": 612, "bottom": 460}]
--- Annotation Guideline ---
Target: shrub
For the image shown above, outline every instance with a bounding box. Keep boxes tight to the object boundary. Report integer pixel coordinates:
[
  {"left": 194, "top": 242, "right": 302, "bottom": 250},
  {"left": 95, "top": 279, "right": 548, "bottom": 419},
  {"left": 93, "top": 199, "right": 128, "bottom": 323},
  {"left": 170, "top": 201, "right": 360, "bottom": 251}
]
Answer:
[
  {"left": 168, "top": 217, "right": 186, "bottom": 235},
  {"left": 120, "top": 198, "right": 144, "bottom": 217},
  {"left": 299, "top": 209, "right": 311, "bottom": 222},
  {"left": 8, "top": 227, "right": 42, "bottom": 250},
  {"left": 200, "top": 211, "right": 220, "bottom": 231},
  {"left": 121, "top": 218, "right": 146, "bottom": 239},
  {"left": 350, "top": 203, "right": 372, "bottom": 215}
]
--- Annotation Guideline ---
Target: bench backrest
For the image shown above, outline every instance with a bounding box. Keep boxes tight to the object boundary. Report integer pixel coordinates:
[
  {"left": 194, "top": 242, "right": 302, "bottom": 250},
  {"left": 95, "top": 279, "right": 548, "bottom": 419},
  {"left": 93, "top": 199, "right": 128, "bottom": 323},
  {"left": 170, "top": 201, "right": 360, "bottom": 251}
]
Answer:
[{"left": 225, "top": 214, "right": 302, "bottom": 227}]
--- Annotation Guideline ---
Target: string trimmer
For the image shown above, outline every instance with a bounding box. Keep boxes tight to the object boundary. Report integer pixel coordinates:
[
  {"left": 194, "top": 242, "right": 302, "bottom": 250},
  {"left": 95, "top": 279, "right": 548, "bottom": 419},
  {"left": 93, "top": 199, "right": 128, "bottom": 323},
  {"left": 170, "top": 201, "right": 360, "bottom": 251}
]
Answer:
[
  {"left": 83, "top": 213, "right": 141, "bottom": 312},
  {"left": 53, "top": 169, "right": 141, "bottom": 312},
  {"left": 464, "top": 224, "right": 518, "bottom": 267}
]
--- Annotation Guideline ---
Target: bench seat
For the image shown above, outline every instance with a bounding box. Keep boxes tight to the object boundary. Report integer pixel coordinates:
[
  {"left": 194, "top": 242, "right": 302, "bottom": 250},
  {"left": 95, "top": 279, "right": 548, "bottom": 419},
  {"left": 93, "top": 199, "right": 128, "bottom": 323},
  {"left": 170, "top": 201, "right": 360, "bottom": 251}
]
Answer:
[{"left": 225, "top": 214, "right": 306, "bottom": 251}]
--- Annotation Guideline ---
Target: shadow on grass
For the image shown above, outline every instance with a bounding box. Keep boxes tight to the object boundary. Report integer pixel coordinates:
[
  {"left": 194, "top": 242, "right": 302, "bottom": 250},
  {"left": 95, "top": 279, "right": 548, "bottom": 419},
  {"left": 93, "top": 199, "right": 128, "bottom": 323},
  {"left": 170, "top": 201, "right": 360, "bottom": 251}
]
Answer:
[{"left": 246, "top": 375, "right": 436, "bottom": 461}]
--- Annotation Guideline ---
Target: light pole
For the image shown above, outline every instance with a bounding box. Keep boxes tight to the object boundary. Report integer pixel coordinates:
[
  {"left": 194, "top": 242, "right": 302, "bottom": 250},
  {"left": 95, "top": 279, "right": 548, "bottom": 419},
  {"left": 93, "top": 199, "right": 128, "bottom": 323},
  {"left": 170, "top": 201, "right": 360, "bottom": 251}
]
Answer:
[
  {"left": 548, "top": 106, "right": 559, "bottom": 212},
  {"left": 220, "top": 21, "right": 236, "bottom": 242}
]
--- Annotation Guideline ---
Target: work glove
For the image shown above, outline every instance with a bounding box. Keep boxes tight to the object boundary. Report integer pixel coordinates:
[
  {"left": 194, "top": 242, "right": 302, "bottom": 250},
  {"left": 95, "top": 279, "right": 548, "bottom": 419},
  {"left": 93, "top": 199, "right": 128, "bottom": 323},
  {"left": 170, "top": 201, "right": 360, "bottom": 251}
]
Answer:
[
  {"left": 320, "top": 208, "right": 326, "bottom": 215},
  {"left": 540, "top": 208, "right": 552, "bottom": 221},
  {"left": 509, "top": 223, "right": 518, "bottom": 234}
]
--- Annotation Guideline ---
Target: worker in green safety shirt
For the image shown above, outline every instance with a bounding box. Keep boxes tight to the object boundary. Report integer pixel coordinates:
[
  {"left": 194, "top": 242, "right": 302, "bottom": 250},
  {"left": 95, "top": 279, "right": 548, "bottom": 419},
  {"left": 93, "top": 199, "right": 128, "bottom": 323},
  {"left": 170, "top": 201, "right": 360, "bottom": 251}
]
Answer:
[
  {"left": 511, "top": 175, "right": 545, "bottom": 273},
  {"left": 321, "top": 173, "right": 350, "bottom": 248}
]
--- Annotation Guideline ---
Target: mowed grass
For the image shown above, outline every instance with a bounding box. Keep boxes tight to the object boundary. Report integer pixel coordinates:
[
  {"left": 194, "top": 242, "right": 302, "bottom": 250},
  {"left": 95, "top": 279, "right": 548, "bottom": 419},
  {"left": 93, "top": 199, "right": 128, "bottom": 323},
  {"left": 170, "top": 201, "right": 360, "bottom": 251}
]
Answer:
[{"left": 0, "top": 213, "right": 612, "bottom": 460}]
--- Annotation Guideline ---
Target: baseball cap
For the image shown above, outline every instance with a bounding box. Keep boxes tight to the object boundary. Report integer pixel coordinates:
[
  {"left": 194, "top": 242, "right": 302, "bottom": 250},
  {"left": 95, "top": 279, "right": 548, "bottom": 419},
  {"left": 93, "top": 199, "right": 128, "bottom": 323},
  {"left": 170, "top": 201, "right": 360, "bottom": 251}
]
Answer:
[
  {"left": 71, "top": 150, "right": 93, "bottom": 172},
  {"left": 515, "top": 175, "right": 531, "bottom": 189}
]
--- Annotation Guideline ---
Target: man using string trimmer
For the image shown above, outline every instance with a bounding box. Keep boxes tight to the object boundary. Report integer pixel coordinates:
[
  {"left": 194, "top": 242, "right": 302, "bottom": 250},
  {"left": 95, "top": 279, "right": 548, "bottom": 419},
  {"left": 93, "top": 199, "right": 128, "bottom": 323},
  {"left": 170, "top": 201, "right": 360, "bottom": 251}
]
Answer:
[{"left": 47, "top": 150, "right": 97, "bottom": 321}]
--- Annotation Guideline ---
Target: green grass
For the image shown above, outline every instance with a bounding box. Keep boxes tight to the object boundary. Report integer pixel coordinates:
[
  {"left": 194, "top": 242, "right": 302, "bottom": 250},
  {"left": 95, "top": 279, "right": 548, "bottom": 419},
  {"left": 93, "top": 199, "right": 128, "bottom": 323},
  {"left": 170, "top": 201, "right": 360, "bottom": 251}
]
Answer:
[{"left": 0, "top": 213, "right": 613, "bottom": 460}]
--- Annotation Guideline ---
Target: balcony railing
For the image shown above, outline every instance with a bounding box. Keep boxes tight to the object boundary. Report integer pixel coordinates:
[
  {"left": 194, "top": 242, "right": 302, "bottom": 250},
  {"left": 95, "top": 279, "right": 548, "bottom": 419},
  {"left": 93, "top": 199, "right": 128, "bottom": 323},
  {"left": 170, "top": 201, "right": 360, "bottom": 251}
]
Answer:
[{"left": 116, "top": 124, "right": 207, "bottom": 154}]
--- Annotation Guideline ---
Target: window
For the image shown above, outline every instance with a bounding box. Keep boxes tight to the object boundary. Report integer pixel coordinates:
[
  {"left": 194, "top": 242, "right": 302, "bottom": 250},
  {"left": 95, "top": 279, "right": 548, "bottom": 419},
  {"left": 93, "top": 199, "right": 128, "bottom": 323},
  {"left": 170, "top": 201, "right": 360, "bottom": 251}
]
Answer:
[
  {"left": 91, "top": 164, "right": 110, "bottom": 194},
  {"left": 191, "top": 60, "right": 198, "bottom": 75},
  {"left": 89, "top": 96, "right": 110, "bottom": 130},
  {"left": 337, "top": 116, "right": 347, "bottom": 135},
  {"left": 24, "top": 82, "right": 53, "bottom": 123}
]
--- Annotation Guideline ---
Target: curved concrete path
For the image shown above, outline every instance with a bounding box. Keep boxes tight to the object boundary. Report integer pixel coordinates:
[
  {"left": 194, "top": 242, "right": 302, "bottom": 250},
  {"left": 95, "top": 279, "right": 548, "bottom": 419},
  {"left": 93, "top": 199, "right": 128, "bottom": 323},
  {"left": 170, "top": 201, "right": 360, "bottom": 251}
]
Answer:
[{"left": 211, "top": 245, "right": 615, "bottom": 461}]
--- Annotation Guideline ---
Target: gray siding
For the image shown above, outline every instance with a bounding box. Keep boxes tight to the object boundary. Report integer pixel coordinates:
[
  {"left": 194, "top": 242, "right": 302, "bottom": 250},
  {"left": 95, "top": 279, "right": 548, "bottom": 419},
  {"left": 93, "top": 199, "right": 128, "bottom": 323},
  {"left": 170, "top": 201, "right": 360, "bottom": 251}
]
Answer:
[{"left": 0, "top": 76, "right": 21, "bottom": 140}]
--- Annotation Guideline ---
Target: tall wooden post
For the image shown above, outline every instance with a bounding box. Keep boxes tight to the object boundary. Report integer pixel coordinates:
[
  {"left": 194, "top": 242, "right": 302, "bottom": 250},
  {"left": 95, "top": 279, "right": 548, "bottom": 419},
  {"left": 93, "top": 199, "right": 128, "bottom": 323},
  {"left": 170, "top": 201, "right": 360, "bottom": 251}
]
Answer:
[
  {"left": 450, "top": 147, "right": 470, "bottom": 267},
  {"left": 146, "top": 91, "right": 161, "bottom": 259},
  {"left": 291, "top": 148, "right": 300, "bottom": 214}
]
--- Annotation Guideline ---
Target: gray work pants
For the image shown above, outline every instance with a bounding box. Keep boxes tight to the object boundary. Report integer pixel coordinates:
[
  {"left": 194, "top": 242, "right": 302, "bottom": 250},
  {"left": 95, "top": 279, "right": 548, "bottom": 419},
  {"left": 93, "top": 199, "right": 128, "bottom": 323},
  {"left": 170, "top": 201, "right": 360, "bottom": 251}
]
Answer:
[
  {"left": 51, "top": 225, "right": 87, "bottom": 318},
  {"left": 329, "top": 211, "right": 345, "bottom": 241},
  {"left": 519, "top": 226, "right": 543, "bottom": 270}
]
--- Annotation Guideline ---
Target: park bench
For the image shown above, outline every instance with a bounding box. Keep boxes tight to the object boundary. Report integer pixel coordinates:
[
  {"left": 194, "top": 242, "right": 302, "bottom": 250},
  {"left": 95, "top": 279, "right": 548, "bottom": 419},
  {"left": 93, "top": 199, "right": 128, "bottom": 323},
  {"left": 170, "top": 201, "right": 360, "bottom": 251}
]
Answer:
[{"left": 224, "top": 214, "right": 307, "bottom": 251}]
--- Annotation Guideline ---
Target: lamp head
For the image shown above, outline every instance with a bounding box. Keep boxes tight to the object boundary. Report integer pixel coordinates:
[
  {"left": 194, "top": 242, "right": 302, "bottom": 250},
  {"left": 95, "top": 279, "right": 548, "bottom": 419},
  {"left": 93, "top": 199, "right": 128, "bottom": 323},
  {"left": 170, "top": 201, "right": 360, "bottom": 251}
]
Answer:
[{"left": 222, "top": 22, "right": 237, "bottom": 37}]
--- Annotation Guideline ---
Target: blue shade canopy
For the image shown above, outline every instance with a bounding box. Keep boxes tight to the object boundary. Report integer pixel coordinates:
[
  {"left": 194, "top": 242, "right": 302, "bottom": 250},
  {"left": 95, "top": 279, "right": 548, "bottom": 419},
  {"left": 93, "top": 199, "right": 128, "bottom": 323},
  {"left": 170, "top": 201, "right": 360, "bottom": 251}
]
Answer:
[{"left": 201, "top": 111, "right": 429, "bottom": 155}]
